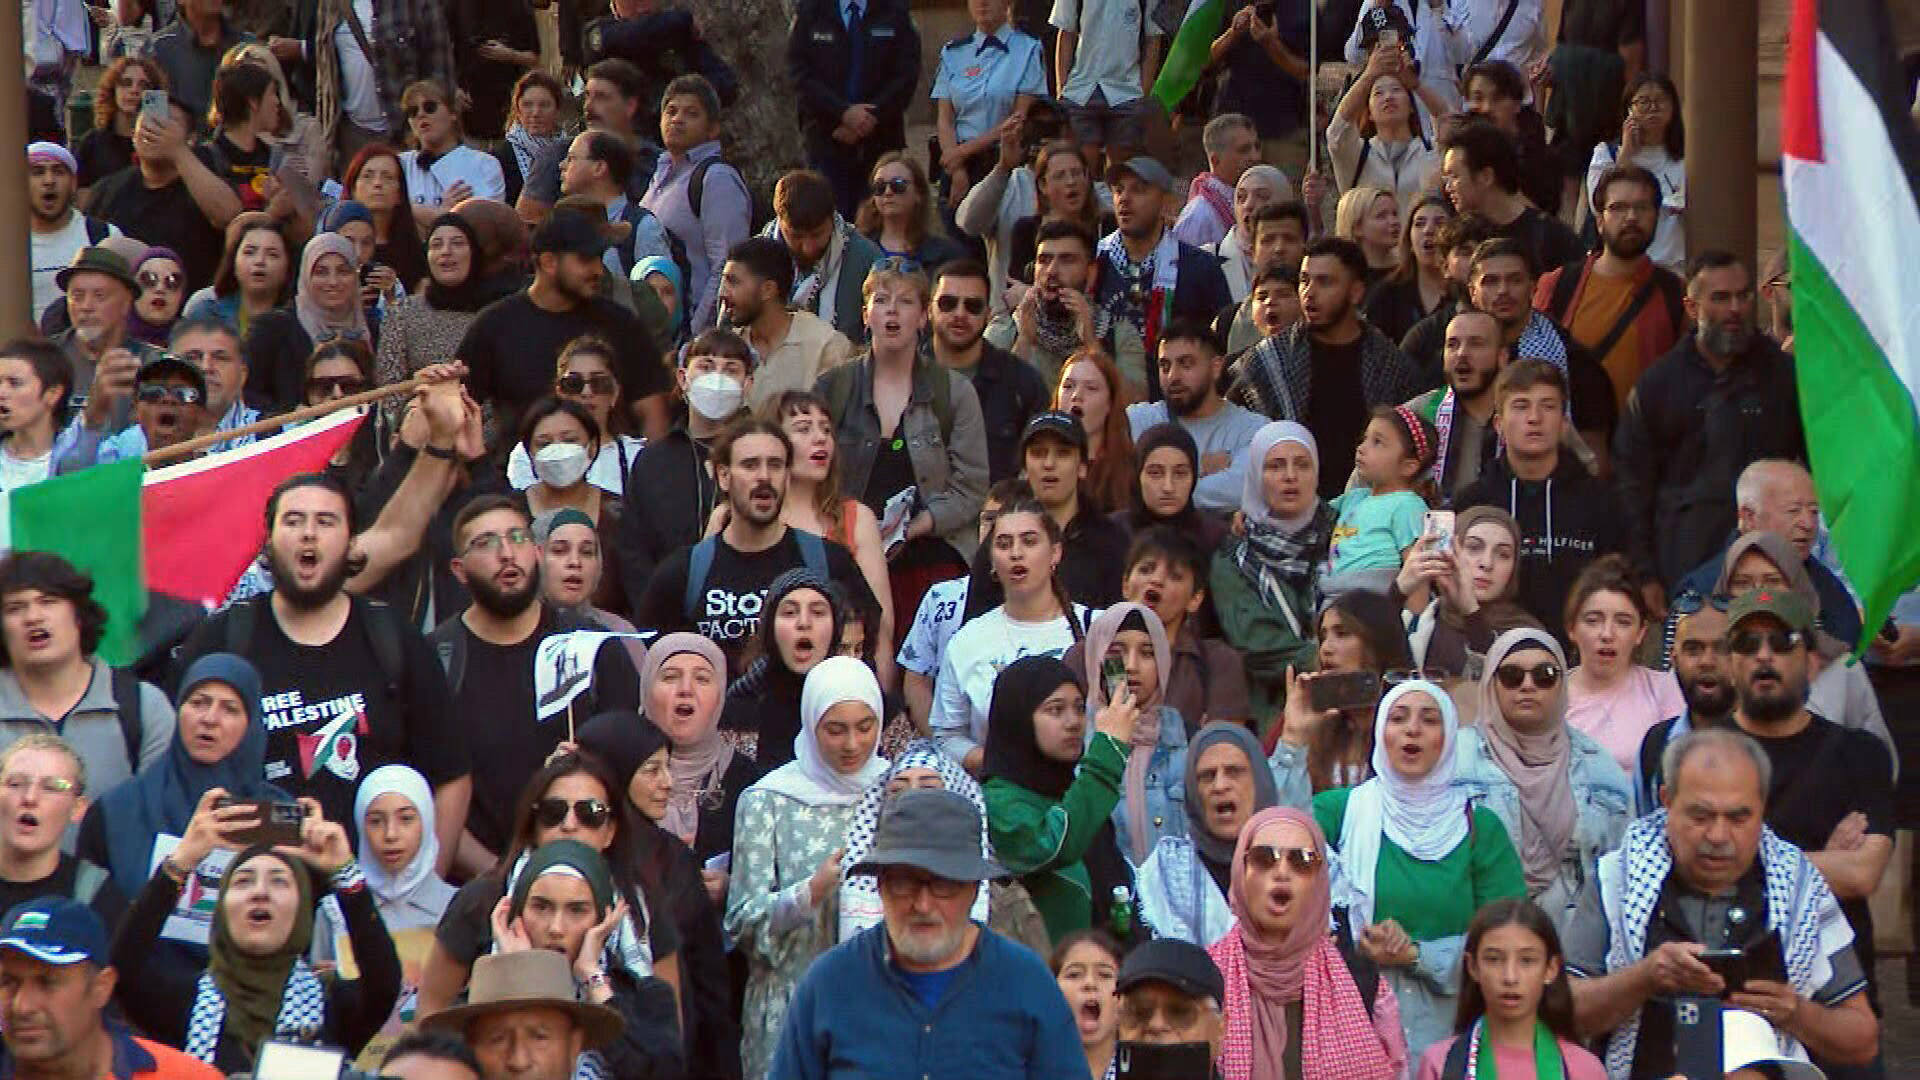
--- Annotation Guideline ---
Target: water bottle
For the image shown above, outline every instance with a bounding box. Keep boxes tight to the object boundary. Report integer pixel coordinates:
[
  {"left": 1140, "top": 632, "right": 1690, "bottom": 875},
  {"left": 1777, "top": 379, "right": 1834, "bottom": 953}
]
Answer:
[{"left": 1109, "top": 885, "right": 1133, "bottom": 939}]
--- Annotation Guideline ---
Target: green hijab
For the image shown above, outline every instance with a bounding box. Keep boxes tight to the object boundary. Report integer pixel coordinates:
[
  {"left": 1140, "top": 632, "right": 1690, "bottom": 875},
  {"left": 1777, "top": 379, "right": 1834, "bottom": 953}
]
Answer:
[{"left": 208, "top": 845, "right": 317, "bottom": 1054}]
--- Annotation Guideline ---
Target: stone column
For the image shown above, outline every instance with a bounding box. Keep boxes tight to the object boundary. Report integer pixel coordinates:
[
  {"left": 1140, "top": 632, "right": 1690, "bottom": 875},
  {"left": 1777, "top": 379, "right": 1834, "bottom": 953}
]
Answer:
[
  {"left": 667, "top": 0, "right": 806, "bottom": 200},
  {"left": 1682, "top": 0, "right": 1758, "bottom": 270}
]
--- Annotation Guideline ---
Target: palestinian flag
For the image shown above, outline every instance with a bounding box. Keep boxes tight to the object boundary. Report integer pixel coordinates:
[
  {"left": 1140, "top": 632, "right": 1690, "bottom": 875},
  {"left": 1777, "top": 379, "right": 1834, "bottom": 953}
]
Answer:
[
  {"left": 1783, "top": 0, "right": 1920, "bottom": 651},
  {"left": 1150, "top": 0, "right": 1225, "bottom": 113},
  {"left": 0, "top": 409, "right": 366, "bottom": 664}
]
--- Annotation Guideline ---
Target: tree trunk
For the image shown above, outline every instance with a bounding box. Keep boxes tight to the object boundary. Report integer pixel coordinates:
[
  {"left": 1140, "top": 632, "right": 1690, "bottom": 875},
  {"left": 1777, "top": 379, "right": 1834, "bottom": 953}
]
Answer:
[{"left": 668, "top": 0, "right": 804, "bottom": 201}]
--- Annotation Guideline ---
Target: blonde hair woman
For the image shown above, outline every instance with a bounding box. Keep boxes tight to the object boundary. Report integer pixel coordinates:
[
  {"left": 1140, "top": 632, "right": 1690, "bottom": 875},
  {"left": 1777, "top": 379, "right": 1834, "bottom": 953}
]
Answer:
[{"left": 1334, "top": 185, "right": 1402, "bottom": 287}]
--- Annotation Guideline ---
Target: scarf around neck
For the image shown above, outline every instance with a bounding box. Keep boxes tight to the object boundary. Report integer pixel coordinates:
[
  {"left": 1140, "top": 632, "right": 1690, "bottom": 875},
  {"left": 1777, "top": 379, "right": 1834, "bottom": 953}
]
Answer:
[
  {"left": 200, "top": 847, "right": 318, "bottom": 1061},
  {"left": 752, "top": 656, "right": 889, "bottom": 807},
  {"left": 837, "top": 740, "right": 992, "bottom": 940},
  {"left": 353, "top": 764, "right": 443, "bottom": 911},
  {"left": 506, "top": 124, "right": 566, "bottom": 181},
  {"left": 1186, "top": 724, "right": 1280, "bottom": 864},
  {"left": 1335, "top": 680, "right": 1470, "bottom": 928},
  {"left": 1476, "top": 630, "right": 1577, "bottom": 893},
  {"left": 295, "top": 232, "right": 369, "bottom": 345},
  {"left": 1096, "top": 228, "right": 1179, "bottom": 345},
  {"left": 1188, "top": 172, "right": 1234, "bottom": 232},
  {"left": 642, "top": 633, "right": 732, "bottom": 846},
  {"left": 1085, "top": 603, "right": 1173, "bottom": 863},
  {"left": 772, "top": 217, "right": 849, "bottom": 325}
]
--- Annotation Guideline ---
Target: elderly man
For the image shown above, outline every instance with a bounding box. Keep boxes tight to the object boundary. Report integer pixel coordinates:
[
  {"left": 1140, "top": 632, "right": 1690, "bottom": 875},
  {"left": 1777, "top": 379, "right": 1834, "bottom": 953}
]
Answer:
[
  {"left": 771, "top": 788, "right": 1085, "bottom": 1080},
  {"left": 1114, "top": 936, "right": 1227, "bottom": 1071},
  {"left": 1565, "top": 727, "right": 1880, "bottom": 1079},
  {"left": 422, "top": 950, "right": 627, "bottom": 1080}
]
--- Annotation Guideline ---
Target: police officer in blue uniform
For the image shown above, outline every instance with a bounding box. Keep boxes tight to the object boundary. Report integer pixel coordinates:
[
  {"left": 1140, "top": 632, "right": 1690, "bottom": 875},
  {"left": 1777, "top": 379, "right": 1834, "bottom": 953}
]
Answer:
[
  {"left": 582, "top": 0, "right": 739, "bottom": 135},
  {"left": 786, "top": 0, "right": 925, "bottom": 219}
]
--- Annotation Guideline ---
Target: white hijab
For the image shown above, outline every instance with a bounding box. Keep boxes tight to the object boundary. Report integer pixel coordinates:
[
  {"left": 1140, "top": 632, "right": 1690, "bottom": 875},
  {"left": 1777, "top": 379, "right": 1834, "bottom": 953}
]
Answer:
[
  {"left": 352, "top": 765, "right": 441, "bottom": 909},
  {"left": 1335, "top": 679, "right": 1471, "bottom": 927},
  {"left": 1240, "top": 421, "right": 1320, "bottom": 530},
  {"left": 753, "top": 656, "right": 890, "bottom": 807}
]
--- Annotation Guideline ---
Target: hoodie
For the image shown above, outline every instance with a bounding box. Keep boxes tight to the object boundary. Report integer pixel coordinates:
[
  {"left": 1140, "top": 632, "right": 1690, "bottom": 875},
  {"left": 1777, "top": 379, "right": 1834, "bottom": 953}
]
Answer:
[{"left": 1454, "top": 454, "right": 1638, "bottom": 641}]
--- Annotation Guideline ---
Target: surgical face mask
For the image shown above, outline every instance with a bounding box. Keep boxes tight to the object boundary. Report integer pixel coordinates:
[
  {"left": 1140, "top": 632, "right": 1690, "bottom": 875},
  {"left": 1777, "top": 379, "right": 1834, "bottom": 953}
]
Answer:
[
  {"left": 685, "top": 371, "right": 744, "bottom": 420},
  {"left": 533, "top": 441, "right": 591, "bottom": 488}
]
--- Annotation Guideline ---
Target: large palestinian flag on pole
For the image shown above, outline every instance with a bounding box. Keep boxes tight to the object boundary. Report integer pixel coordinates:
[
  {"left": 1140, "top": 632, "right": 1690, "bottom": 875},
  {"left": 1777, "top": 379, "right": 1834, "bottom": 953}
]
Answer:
[{"left": 1782, "top": 0, "right": 1920, "bottom": 651}]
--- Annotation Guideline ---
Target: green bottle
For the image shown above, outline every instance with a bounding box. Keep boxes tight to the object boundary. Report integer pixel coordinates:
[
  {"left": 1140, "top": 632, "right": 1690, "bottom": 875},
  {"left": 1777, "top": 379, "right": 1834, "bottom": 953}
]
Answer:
[{"left": 1109, "top": 885, "right": 1133, "bottom": 939}]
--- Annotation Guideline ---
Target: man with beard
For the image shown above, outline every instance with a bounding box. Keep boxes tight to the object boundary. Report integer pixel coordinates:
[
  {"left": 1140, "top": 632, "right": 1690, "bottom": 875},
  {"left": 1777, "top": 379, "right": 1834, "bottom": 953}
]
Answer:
[
  {"left": 1722, "top": 587, "right": 1894, "bottom": 1078},
  {"left": 1614, "top": 253, "right": 1807, "bottom": 588},
  {"left": 929, "top": 260, "right": 1046, "bottom": 483},
  {"left": 25, "top": 144, "right": 117, "bottom": 322},
  {"left": 1091, "top": 158, "right": 1231, "bottom": 400},
  {"left": 760, "top": 170, "right": 883, "bottom": 341},
  {"left": 999, "top": 220, "right": 1142, "bottom": 388},
  {"left": 771, "top": 788, "right": 1085, "bottom": 1079},
  {"left": 46, "top": 248, "right": 152, "bottom": 448},
  {"left": 1397, "top": 309, "right": 1510, "bottom": 503},
  {"left": 1534, "top": 165, "right": 1687, "bottom": 407},
  {"left": 1633, "top": 600, "right": 1733, "bottom": 812},
  {"left": 720, "top": 236, "right": 851, "bottom": 410},
  {"left": 458, "top": 207, "right": 671, "bottom": 446},
  {"left": 175, "top": 438, "right": 471, "bottom": 872},
  {"left": 1228, "top": 238, "right": 1422, "bottom": 500},
  {"left": 516, "top": 60, "right": 663, "bottom": 224},
  {"left": 1125, "top": 320, "right": 1264, "bottom": 512},
  {"left": 426, "top": 496, "right": 641, "bottom": 870},
  {"left": 637, "top": 419, "right": 870, "bottom": 671},
  {"left": 53, "top": 354, "right": 208, "bottom": 472}
]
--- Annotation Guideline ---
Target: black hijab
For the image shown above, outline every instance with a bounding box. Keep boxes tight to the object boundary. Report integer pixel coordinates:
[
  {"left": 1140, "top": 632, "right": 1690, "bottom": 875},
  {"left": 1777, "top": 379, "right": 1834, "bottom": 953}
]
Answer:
[
  {"left": 1128, "top": 423, "right": 1202, "bottom": 529},
  {"left": 982, "top": 656, "right": 1084, "bottom": 799},
  {"left": 721, "top": 568, "right": 846, "bottom": 767},
  {"left": 576, "top": 709, "right": 669, "bottom": 791},
  {"left": 422, "top": 213, "right": 490, "bottom": 312}
]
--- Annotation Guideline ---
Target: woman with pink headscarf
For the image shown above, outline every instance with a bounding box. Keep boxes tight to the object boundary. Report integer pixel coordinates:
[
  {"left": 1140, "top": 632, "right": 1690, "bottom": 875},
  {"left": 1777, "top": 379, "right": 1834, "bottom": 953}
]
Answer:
[{"left": 1207, "top": 806, "right": 1407, "bottom": 1080}]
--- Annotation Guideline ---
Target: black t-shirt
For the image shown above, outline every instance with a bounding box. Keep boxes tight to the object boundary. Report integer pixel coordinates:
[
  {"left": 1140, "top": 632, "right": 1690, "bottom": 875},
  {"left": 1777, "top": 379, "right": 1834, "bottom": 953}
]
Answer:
[
  {"left": 208, "top": 134, "right": 274, "bottom": 213},
  {"left": 1306, "top": 335, "right": 1369, "bottom": 500},
  {"left": 74, "top": 128, "right": 135, "bottom": 190},
  {"left": 1558, "top": 0, "right": 1646, "bottom": 49},
  {"left": 438, "top": 867, "right": 679, "bottom": 969},
  {"left": 1491, "top": 207, "right": 1587, "bottom": 283},
  {"left": 860, "top": 433, "right": 918, "bottom": 521},
  {"left": 1749, "top": 715, "right": 1894, "bottom": 988},
  {"left": 448, "top": 615, "right": 642, "bottom": 854},
  {"left": 87, "top": 153, "right": 227, "bottom": 292},
  {"left": 174, "top": 598, "right": 469, "bottom": 833},
  {"left": 459, "top": 290, "right": 669, "bottom": 435},
  {"left": 0, "top": 855, "right": 129, "bottom": 932},
  {"left": 637, "top": 529, "right": 872, "bottom": 671}
]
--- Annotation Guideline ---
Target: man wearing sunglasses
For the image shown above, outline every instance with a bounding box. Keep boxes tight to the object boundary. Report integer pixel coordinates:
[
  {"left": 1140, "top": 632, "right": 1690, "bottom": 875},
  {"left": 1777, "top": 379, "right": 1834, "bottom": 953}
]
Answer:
[
  {"left": 928, "top": 260, "right": 1045, "bottom": 482},
  {"left": 53, "top": 354, "right": 208, "bottom": 473},
  {"left": 771, "top": 788, "right": 1085, "bottom": 1080},
  {"left": 1113, "top": 938, "right": 1227, "bottom": 1072}
]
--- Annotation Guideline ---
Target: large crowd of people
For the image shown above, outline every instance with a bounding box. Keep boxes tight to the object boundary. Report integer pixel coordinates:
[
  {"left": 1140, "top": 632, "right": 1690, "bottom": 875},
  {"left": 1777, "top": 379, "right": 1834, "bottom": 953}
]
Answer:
[{"left": 5, "top": 0, "right": 1920, "bottom": 1077}]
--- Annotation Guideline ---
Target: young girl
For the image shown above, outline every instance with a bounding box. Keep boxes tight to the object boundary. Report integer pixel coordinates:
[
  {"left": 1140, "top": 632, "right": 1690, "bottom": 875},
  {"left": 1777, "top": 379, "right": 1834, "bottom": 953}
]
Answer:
[
  {"left": 1417, "top": 898, "right": 1607, "bottom": 1080},
  {"left": 1051, "top": 930, "right": 1123, "bottom": 1080},
  {"left": 1327, "top": 405, "right": 1435, "bottom": 590},
  {"left": 1078, "top": 603, "right": 1186, "bottom": 864},
  {"left": 931, "top": 498, "right": 1094, "bottom": 776}
]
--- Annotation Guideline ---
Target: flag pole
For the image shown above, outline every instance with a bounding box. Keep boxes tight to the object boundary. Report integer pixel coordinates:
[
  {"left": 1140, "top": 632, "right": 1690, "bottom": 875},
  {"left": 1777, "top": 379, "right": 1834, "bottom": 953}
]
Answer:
[
  {"left": 142, "top": 376, "right": 428, "bottom": 468},
  {"left": 1308, "top": 0, "right": 1319, "bottom": 175},
  {"left": 0, "top": 8, "right": 33, "bottom": 336}
]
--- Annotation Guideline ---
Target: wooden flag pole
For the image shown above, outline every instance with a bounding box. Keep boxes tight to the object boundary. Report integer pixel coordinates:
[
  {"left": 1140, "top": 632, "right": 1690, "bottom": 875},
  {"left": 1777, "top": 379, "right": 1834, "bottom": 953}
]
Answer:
[{"left": 142, "top": 377, "right": 427, "bottom": 468}]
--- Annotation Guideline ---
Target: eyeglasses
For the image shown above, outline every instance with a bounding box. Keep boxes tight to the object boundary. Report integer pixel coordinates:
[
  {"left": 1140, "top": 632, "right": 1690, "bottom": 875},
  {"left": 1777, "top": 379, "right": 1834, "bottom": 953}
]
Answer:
[
  {"left": 139, "top": 270, "right": 184, "bottom": 292},
  {"left": 1493, "top": 662, "right": 1562, "bottom": 689},
  {"left": 935, "top": 294, "right": 987, "bottom": 315},
  {"left": 1602, "top": 200, "right": 1657, "bottom": 217},
  {"left": 872, "top": 255, "right": 923, "bottom": 273},
  {"left": 870, "top": 177, "right": 912, "bottom": 197},
  {"left": 1243, "top": 844, "right": 1323, "bottom": 874},
  {"left": 1628, "top": 96, "right": 1670, "bottom": 112},
  {"left": 878, "top": 870, "right": 969, "bottom": 899},
  {"left": 0, "top": 774, "right": 78, "bottom": 797},
  {"left": 534, "top": 797, "right": 613, "bottom": 828},
  {"left": 404, "top": 99, "right": 444, "bottom": 119},
  {"left": 463, "top": 528, "right": 535, "bottom": 555},
  {"left": 307, "top": 374, "right": 368, "bottom": 398},
  {"left": 136, "top": 384, "right": 203, "bottom": 406},
  {"left": 1383, "top": 667, "right": 1449, "bottom": 687},
  {"left": 557, "top": 372, "right": 619, "bottom": 396},
  {"left": 1118, "top": 995, "right": 1212, "bottom": 1032},
  {"left": 1728, "top": 628, "right": 1806, "bottom": 656}
]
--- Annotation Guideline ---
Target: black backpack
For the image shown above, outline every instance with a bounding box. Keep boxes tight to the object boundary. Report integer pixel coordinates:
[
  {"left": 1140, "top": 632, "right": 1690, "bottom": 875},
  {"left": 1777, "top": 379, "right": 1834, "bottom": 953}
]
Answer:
[
  {"left": 223, "top": 594, "right": 410, "bottom": 703},
  {"left": 429, "top": 607, "right": 606, "bottom": 698},
  {"left": 107, "top": 666, "right": 147, "bottom": 774},
  {"left": 681, "top": 533, "right": 829, "bottom": 624},
  {"left": 687, "top": 157, "right": 773, "bottom": 236},
  {"left": 1331, "top": 907, "right": 1384, "bottom": 1018}
]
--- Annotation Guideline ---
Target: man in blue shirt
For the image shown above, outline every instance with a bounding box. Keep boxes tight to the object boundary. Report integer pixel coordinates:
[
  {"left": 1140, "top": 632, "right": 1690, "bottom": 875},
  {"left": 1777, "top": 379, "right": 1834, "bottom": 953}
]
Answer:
[{"left": 770, "top": 788, "right": 1084, "bottom": 1080}]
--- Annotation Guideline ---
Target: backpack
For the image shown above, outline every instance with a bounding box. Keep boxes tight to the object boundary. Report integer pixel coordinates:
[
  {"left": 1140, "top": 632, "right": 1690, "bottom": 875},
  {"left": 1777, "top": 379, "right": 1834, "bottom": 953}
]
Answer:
[
  {"left": 682, "top": 532, "right": 830, "bottom": 623},
  {"left": 70, "top": 859, "right": 108, "bottom": 906},
  {"left": 616, "top": 200, "right": 695, "bottom": 295},
  {"left": 108, "top": 666, "right": 146, "bottom": 774},
  {"left": 817, "top": 358, "right": 956, "bottom": 446},
  {"left": 686, "top": 156, "right": 773, "bottom": 237},
  {"left": 224, "top": 595, "right": 409, "bottom": 703},
  {"left": 83, "top": 217, "right": 110, "bottom": 245}
]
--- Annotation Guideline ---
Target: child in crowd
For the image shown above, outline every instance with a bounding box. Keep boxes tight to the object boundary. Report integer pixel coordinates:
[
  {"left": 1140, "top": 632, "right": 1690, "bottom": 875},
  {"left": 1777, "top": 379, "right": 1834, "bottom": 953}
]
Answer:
[{"left": 1326, "top": 405, "right": 1437, "bottom": 592}]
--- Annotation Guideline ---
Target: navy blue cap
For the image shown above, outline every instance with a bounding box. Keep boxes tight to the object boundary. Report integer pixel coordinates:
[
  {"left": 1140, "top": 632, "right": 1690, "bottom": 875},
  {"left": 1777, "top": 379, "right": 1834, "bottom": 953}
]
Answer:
[
  {"left": 1116, "top": 937, "right": 1225, "bottom": 1003},
  {"left": 1019, "top": 410, "right": 1089, "bottom": 454},
  {"left": 0, "top": 897, "right": 108, "bottom": 966}
]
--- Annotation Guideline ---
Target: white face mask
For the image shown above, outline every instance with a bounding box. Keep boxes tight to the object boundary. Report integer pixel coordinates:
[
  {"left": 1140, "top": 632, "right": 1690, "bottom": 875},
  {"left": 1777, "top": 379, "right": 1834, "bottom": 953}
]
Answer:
[
  {"left": 533, "top": 441, "right": 591, "bottom": 488},
  {"left": 685, "top": 371, "right": 744, "bottom": 420}
]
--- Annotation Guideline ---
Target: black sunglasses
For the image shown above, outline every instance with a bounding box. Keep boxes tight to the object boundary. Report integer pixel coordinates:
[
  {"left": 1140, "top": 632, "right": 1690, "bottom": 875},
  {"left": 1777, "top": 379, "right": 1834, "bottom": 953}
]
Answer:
[
  {"left": 1670, "top": 593, "right": 1732, "bottom": 617},
  {"left": 534, "top": 797, "right": 612, "bottom": 829},
  {"left": 404, "top": 98, "right": 444, "bottom": 119},
  {"left": 1244, "top": 844, "right": 1323, "bottom": 874},
  {"left": 557, "top": 372, "right": 619, "bottom": 396},
  {"left": 136, "top": 384, "right": 202, "bottom": 406},
  {"left": 870, "top": 177, "right": 912, "bottom": 196},
  {"left": 1493, "top": 662, "right": 1562, "bottom": 690},
  {"left": 1728, "top": 628, "right": 1806, "bottom": 656},
  {"left": 306, "top": 374, "right": 368, "bottom": 398},
  {"left": 139, "top": 270, "right": 184, "bottom": 292},
  {"left": 935, "top": 294, "right": 987, "bottom": 315}
]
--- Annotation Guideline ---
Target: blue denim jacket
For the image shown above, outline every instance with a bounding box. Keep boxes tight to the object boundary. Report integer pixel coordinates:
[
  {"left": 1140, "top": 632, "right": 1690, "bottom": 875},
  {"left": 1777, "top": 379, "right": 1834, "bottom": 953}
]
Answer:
[
  {"left": 1452, "top": 725, "right": 1633, "bottom": 936},
  {"left": 1103, "top": 704, "right": 1189, "bottom": 864}
]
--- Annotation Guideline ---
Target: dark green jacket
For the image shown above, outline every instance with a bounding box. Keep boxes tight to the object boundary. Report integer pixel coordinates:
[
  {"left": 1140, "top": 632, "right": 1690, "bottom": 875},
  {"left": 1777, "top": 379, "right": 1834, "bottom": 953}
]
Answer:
[{"left": 982, "top": 733, "right": 1127, "bottom": 943}]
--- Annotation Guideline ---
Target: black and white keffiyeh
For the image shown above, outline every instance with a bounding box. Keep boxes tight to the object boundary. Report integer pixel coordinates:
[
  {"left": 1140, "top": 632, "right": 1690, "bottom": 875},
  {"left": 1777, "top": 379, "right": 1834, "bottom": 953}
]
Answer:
[
  {"left": 185, "top": 961, "right": 327, "bottom": 1063},
  {"left": 838, "top": 740, "right": 993, "bottom": 940}
]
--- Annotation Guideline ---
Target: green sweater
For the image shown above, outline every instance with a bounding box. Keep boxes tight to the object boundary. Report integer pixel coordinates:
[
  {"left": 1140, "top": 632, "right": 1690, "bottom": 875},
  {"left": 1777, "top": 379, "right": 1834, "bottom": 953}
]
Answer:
[
  {"left": 1209, "top": 550, "right": 1320, "bottom": 732},
  {"left": 1311, "top": 786, "right": 1526, "bottom": 941},
  {"left": 982, "top": 733, "right": 1128, "bottom": 943}
]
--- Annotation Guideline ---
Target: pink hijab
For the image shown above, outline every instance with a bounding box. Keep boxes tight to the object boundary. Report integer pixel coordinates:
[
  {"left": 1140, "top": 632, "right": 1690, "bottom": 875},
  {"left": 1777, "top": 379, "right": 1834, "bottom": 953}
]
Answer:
[
  {"left": 1083, "top": 603, "right": 1172, "bottom": 863},
  {"left": 1229, "top": 807, "right": 1331, "bottom": 1066}
]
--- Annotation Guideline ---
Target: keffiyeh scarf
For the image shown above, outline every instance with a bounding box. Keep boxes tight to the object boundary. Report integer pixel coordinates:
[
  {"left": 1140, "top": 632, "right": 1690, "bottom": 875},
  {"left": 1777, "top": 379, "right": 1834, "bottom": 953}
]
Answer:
[
  {"left": 1230, "top": 503, "right": 1334, "bottom": 616},
  {"left": 837, "top": 742, "right": 993, "bottom": 940},
  {"left": 500, "top": 852, "right": 655, "bottom": 977},
  {"left": 506, "top": 124, "right": 565, "bottom": 181},
  {"left": 1208, "top": 932, "right": 1403, "bottom": 1080},
  {"left": 1096, "top": 230, "right": 1179, "bottom": 355},
  {"left": 185, "top": 962, "right": 327, "bottom": 1062}
]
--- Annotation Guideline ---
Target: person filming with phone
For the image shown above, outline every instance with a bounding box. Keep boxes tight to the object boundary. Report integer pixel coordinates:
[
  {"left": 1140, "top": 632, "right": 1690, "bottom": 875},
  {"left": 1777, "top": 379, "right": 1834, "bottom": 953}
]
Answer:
[{"left": 1562, "top": 727, "right": 1880, "bottom": 1078}]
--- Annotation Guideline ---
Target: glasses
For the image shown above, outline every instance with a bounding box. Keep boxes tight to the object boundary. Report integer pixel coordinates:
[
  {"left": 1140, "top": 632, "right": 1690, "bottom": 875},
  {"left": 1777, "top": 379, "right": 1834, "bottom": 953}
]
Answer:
[
  {"left": 534, "top": 797, "right": 613, "bottom": 828},
  {"left": 1383, "top": 667, "right": 1448, "bottom": 687},
  {"left": 935, "top": 294, "right": 987, "bottom": 315},
  {"left": 139, "top": 270, "right": 184, "bottom": 292},
  {"left": 0, "top": 774, "right": 77, "bottom": 797},
  {"left": 1628, "top": 96, "right": 1670, "bottom": 113},
  {"left": 870, "top": 177, "right": 912, "bottom": 196},
  {"left": 872, "top": 255, "right": 923, "bottom": 273},
  {"left": 1493, "top": 662, "right": 1561, "bottom": 689},
  {"left": 307, "top": 374, "right": 368, "bottom": 398},
  {"left": 1244, "top": 844, "right": 1323, "bottom": 874},
  {"left": 878, "top": 870, "right": 969, "bottom": 899},
  {"left": 463, "top": 528, "right": 535, "bottom": 555},
  {"left": 1118, "top": 995, "right": 1212, "bottom": 1031},
  {"left": 557, "top": 372, "right": 619, "bottom": 396},
  {"left": 136, "top": 384, "right": 202, "bottom": 406},
  {"left": 405, "top": 99, "right": 443, "bottom": 119},
  {"left": 1602, "top": 200, "right": 1656, "bottom": 217},
  {"left": 1671, "top": 593, "right": 1732, "bottom": 616},
  {"left": 1728, "top": 628, "right": 1806, "bottom": 656}
]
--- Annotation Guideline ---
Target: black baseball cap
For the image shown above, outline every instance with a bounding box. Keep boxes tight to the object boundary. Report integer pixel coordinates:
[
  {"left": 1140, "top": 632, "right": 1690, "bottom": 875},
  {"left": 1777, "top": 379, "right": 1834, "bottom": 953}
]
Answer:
[
  {"left": 137, "top": 353, "right": 208, "bottom": 400},
  {"left": 1019, "top": 410, "right": 1088, "bottom": 455},
  {"left": 1116, "top": 938, "right": 1225, "bottom": 1003}
]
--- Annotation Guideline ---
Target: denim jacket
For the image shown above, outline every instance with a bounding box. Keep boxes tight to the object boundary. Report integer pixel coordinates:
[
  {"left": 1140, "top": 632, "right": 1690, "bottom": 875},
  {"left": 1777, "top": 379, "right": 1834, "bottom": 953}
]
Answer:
[
  {"left": 1103, "top": 704, "right": 1190, "bottom": 865},
  {"left": 1451, "top": 725, "right": 1633, "bottom": 937},
  {"left": 815, "top": 352, "right": 990, "bottom": 560}
]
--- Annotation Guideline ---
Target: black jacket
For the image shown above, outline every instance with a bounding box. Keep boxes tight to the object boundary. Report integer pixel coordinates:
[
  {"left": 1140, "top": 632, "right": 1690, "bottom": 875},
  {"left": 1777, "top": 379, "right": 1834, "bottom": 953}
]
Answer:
[
  {"left": 583, "top": 9, "right": 739, "bottom": 126},
  {"left": 615, "top": 427, "right": 720, "bottom": 606},
  {"left": 1398, "top": 295, "right": 1464, "bottom": 388},
  {"left": 786, "top": 0, "right": 922, "bottom": 148},
  {"left": 955, "top": 341, "right": 1049, "bottom": 482},
  {"left": 1455, "top": 454, "right": 1638, "bottom": 640},
  {"left": 1060, "top": 505, "right": 1130, "bottom": 609},
  {"left": 1612, "top": 333, "right": 1806, "bottom": 587},
  {"left": 1092, "top": 241, "right": 1234, "bottom": 400},
  {"left": 633, "top": 823, "right": 739, "bottom": 1080}
]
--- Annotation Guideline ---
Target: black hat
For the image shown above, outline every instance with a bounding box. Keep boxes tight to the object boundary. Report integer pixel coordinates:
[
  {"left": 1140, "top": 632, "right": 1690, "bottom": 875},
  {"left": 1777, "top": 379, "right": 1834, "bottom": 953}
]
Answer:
[
  {"left": 136, "top": 352, "right": 208, "bottom": 402},
  {"left": 848, "top": 788, "right": 1004, "bottom": 882},
  {"left": 531, "top": 208, "right": 623, "bottom": 257},
  {"left": 1019, "top": 410, "right": 1089, "bottom": 455},
  {"left": 1116, "top": 938, "right": 1226, "bottom": 1003}
]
